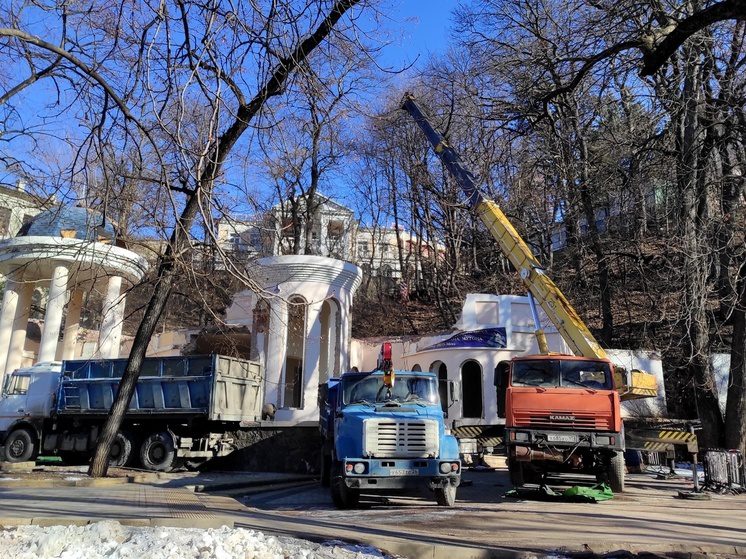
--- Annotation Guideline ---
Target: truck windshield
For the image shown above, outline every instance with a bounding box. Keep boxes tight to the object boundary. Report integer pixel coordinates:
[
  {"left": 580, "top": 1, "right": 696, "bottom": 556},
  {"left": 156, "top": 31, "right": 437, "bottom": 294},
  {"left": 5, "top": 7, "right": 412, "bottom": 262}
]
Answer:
[
  {"left": 342, "top": 374, "right": 438, "bottom": 406},
  {"left": 512, "top": 360, "right": 612, "bottom": 390}
]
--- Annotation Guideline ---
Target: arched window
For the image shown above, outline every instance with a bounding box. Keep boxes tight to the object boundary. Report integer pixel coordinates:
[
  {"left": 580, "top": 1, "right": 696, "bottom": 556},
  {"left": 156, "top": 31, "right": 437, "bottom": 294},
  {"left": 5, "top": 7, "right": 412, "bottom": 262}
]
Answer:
[
  {"left": 430, "top": 361, "right": 448, "bottom": 416},
  {"left": 461, "top": 360, "right": 483, "bottom": 418},
  {"left": 284, "top": 296, "right": 306, "bottom": 408},
  {"left": 411, "top": 364, "right": 422, "bottom": 372}
]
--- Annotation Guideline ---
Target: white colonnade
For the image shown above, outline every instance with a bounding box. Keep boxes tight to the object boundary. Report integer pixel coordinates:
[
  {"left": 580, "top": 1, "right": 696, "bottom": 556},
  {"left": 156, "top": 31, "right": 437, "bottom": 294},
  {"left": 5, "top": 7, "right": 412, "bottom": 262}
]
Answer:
[{"left": 0, "top": 269, "right": 129, "bottom": 387}]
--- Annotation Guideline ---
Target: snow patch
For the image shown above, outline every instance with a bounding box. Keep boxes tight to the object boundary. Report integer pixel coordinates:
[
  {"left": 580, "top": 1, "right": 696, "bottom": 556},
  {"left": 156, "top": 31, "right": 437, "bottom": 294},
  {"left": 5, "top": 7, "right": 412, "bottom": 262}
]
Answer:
[{"left": 0, "top": 521, "right": 393, "bottom": 559}]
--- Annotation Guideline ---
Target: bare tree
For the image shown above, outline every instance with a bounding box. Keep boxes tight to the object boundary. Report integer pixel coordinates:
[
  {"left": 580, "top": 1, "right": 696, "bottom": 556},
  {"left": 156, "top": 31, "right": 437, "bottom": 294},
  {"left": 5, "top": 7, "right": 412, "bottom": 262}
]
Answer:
[{"left": 0, "top": 0, "right": 368, "bottom": 476}]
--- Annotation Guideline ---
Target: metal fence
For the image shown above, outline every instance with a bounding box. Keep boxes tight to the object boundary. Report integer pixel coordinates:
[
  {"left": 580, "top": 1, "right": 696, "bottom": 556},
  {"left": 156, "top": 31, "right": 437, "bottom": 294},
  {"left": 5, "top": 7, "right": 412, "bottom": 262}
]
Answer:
[{"left": 703, "top": 449, "right": 744, "bottom": 493}]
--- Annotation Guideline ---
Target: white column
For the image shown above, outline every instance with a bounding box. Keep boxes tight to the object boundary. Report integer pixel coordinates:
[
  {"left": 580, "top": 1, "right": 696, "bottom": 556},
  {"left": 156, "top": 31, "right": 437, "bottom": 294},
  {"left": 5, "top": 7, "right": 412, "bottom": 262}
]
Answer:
[
  {"left": 5, "top": 282, "right": 34, "bottom": 375},
  {"left": 98, "top": 276, "right": 125, "bottom": 358},
  {"left": 39, "top": 265, "right": 69, "bottom": 362},
  {"left": 302, "top": 301, "right": 324, "bottom": 412},
  {"left": 263, "top": 298, "right": 287, "bottom": 408},
  {"left": 0, "top": 279, "right": 21, "bottom": 376},
  {"left": 327, "top": 301, "right": 339, "bottom": 376},
  {"left": 339, "top": 293, "right": 352, "bottom": 372},
  {"left": 62, "top": 289, "right": 84, "bottom": 360}
]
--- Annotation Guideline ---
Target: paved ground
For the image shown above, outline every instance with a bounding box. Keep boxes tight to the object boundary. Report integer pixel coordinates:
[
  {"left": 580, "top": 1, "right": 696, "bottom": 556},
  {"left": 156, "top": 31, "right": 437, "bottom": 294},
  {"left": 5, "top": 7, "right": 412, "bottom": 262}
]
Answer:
[
  {"left": 235, "top": 468, "right": 746, "bottom": 556},
  {"left": 0, "top": 464, "right": 744, "bottom": 558}
]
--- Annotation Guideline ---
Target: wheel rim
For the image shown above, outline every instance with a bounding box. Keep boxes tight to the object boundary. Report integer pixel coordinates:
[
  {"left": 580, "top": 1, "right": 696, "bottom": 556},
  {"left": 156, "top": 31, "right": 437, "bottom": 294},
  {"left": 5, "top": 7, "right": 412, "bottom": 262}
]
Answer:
[
  {"left": 110, "top": 441, "right": 122, "bottom": 459},
  {"left": 8, "top": 438, "right": 26, "bottom": 459},
  {"left": 149, "top": 443, "right": 166, "bottom": 463}
]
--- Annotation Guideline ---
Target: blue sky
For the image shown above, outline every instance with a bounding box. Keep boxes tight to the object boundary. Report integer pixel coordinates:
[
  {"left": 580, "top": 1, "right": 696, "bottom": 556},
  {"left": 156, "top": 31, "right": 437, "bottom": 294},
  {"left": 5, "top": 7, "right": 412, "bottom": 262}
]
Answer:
[
  {"left": 1, "top": 0, "right": 462, "bottom": 217},
  {"left": 379, "top": 0, "right": 459, "bottom": 69}
]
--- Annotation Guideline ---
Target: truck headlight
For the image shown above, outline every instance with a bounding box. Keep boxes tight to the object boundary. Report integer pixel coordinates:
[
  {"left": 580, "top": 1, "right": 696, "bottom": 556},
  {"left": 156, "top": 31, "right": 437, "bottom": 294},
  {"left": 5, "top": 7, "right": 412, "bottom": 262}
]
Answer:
[
  {"left": 596, "top": 436, "right": 614, "bottom": 446},
  {"left": 353, "top": 462, "right": 366, "bottom": 474},
  {"left": 439, "top": 462, "right": 451, "bottom": 474},
  {"left": 514, "top": 431, "right": 529, "bottom": 442}
]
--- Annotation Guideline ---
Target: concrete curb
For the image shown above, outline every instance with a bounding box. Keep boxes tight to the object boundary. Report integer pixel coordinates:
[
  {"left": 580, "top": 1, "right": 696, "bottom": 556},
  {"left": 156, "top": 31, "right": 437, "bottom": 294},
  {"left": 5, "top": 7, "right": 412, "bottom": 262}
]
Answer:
[
  {"left": 0, "top": 516, "right": 234, "bottom": 529},
  {"left": 187, "top": 474, "right": 315, "bottom": 494},
  {"left": 0, "top": 476, "right": 134, "bottom": 488}
]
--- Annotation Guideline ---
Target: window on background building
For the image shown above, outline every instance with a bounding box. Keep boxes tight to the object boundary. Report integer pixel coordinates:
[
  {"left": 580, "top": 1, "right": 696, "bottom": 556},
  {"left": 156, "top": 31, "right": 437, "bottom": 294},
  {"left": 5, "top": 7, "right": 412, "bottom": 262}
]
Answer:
[
  {"left": 328, "top": 220, "right": 344, "bottom": 240},
  {"left": 0, "top": 207, "right": 12, "bottom": 237},
  {"left": 358, "top": 242, "right": 369, "bottom": 256}
]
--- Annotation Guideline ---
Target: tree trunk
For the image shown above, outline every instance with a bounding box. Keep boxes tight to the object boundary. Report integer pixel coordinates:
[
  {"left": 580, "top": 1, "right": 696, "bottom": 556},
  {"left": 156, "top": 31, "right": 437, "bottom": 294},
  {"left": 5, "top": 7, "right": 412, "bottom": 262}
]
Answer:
[
  {"left": 725, "top": 256, "right": 746, "bottom": 453},
  {"left": 675, "top": 44, "right": 724, "bottom": 448}
]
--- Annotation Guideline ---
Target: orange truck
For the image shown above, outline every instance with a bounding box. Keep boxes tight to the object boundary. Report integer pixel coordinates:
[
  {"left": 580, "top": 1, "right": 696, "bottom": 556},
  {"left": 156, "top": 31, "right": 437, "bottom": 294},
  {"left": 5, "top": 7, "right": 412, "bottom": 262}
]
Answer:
[{"left": 402, "top": 94, "right": 657, "bottom": 492}]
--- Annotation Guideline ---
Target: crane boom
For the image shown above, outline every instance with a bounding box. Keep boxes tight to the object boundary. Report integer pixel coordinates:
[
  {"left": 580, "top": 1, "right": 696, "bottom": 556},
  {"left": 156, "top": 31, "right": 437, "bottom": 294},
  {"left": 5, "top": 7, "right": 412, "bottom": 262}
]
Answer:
[
  {"left": 401, "top": 94, "right": 657, "bottom": 399},
  {"left": 401, "top": 94, "right": 606, "bottom": 360}
]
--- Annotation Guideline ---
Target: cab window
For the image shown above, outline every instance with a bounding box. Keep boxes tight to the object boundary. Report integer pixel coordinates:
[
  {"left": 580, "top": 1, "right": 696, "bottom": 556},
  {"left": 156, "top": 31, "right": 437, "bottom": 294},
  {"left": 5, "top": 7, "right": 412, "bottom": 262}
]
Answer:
[
  {"left": 511, "top": 360, "right": 558, "bottom": 387},
  {"left": 7, "top": 374, "right": 31, "bottom": 395}
]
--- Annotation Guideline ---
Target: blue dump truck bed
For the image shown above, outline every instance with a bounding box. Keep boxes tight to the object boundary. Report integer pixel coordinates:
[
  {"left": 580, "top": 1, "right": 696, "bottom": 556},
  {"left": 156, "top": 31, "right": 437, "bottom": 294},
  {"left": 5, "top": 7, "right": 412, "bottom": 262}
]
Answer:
[{"left": 57, "top": 354, "right": 263, "bottom": 422}]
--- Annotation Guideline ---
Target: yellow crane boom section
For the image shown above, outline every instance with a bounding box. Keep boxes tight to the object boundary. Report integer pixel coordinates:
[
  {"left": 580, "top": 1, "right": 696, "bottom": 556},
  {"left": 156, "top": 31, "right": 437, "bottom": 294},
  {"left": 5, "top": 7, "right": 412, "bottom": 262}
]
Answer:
[{"left": 402, "top": 94, "right": 657, "bottom": 401}]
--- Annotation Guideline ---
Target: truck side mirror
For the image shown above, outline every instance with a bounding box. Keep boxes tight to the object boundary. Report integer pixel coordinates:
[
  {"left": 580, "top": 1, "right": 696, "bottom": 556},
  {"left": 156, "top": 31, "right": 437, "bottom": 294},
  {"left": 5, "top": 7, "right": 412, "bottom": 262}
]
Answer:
[{"left": 448, "top": 380, "right": 460, "bottom": 403}]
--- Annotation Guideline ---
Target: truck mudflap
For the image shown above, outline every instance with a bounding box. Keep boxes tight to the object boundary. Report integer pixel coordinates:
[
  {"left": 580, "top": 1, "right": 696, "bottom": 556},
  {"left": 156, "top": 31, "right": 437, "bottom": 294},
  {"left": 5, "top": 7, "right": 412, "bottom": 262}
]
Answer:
[{"left": 341, "top": 458, "right": 461, "bottom": 490}]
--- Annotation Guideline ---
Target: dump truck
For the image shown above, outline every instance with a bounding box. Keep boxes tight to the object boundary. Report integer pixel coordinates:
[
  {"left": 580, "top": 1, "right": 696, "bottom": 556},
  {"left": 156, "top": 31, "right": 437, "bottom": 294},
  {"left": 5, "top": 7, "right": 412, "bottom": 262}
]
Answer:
[
  {"left": 0, "top": 354, "right": 262, "bottom": 470},
  {"left": 402, "top": 94, "right": 659, "bottom": 492},
  {"left": 319, "top": 343, "right": 461, "bottom": 508}
]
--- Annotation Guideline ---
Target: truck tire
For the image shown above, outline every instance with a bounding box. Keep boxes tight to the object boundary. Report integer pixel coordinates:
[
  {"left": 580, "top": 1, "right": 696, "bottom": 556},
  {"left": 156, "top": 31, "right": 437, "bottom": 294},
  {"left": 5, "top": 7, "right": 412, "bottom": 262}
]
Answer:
[
  {"left": 140, "top": 432, "right": 177, "bottom": 472},
  {"left": 434, "top": 484, "right": 457, "bottom": 506},
  {"left": 607, "top": 451, "right": 625, "bottom": 493},
  {"left": 108, "top": 432, "right": 134, "bottom": 468},
  {"left": 330, "top": 462, "right": 359, "bottom": 509},
  {"left": 4, "top": 428, "right": 36, "bottom": 463},
  {"left": 508, "top": 457, "right": 524, "bottom": 486}
]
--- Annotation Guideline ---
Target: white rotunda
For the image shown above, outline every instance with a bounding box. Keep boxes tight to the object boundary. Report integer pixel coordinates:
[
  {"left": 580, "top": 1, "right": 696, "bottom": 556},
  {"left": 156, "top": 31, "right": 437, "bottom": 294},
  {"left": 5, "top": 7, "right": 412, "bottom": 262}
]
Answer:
[
  {"left": 0, "top": 206, "right": 149, "bottom": 386},
  {"left": 225, "top": 255, "right": 362, "bottom": 424}
]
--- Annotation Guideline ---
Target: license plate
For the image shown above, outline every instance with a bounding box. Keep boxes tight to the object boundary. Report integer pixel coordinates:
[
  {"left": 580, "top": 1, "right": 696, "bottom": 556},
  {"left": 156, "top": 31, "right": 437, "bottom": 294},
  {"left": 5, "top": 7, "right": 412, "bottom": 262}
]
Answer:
[
  {"left": 390, "top": 468, "right": 418, "bottom": 476},
  {"left": 547, "top": 433, "right": 578, "bottom": 443}
]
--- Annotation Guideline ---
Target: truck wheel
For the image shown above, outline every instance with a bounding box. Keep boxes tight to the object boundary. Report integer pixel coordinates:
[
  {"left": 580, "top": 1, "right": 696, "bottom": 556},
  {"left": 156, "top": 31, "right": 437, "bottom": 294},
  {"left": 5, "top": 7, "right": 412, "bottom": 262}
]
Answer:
[
  {"left": 508, "top": 457, "right": 524, "bottom": 486},
  {"left": 4, "top": 428, "right": 36, "bottom": 463},
  {"left": 330, "top": 462, "right": 359, "bottom": 509},
  {"left": 434, "top": 484, "right": 457, "bottom": 506},
  {"left": 607, "top": 451, "right": 625, "bottom": 493},
  {"left": 108, "top": 432, "right": 134, "bottom": 468},
  {"left": 140, "top": 432, "right": 177, "bottom": 472}
]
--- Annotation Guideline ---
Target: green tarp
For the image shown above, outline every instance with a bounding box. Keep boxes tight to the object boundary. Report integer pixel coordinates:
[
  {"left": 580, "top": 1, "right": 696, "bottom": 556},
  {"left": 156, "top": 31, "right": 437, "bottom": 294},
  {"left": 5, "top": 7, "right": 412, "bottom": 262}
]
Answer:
[{"left": 505, "top": 483, "right": 614, "bottom": 503}]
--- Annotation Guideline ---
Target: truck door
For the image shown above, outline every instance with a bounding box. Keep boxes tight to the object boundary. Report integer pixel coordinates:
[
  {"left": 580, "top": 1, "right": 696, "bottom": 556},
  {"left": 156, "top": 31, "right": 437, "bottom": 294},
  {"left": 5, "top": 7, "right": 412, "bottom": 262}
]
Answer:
[{"left": 0, "top": 372, "right": 31, "bottom": 432}]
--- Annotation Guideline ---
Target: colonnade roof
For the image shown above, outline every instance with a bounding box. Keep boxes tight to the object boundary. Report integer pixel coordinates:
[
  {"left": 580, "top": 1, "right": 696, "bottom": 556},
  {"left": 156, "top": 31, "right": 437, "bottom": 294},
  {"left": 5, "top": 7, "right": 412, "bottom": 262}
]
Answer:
[{"left": 19, "top": 205, "right": 117, "bottom": 242}]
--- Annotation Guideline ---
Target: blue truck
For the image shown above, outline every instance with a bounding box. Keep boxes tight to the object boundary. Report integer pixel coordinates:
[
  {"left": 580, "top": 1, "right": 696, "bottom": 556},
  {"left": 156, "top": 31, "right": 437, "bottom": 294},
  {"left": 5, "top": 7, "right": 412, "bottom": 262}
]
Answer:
[
  {"left": 0, "top": 354, "right": 262, "bottom": 470},
  {"left": 319, "top": 344, "right": 461, "bottom": 508}
]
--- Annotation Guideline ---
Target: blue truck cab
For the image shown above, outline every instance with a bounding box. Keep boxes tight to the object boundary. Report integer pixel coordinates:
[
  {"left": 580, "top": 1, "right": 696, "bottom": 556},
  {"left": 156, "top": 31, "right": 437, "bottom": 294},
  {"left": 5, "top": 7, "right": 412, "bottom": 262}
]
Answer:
[{"left": 319, "top": 366, "right": 461, "bottom": 508}]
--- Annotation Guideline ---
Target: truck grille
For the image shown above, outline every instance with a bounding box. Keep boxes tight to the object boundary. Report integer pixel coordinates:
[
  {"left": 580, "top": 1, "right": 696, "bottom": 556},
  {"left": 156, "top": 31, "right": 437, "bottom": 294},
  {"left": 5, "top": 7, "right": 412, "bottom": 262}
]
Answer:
[
  {"left": 513, "top": 410, "right": 612, "bottom": 431},
  {"left": 363, "top": 419, "right": 439, "bottom": 458}
]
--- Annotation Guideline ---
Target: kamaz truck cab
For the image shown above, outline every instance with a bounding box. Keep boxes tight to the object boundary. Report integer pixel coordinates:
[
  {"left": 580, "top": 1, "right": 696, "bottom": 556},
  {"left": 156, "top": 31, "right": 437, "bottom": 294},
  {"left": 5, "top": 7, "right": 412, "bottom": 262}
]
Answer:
[
  {"left": 497, "top": 354, "right": 625, "bottom": 491},
  {"left": 319, "top": 343, "right": 461, "bottom": 508}
]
